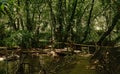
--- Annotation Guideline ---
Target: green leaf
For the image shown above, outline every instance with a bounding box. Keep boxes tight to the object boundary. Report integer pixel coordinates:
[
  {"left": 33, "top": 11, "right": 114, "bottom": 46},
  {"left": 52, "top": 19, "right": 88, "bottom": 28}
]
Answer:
[{"left": 1, "top": 4, "right": 4, "bottom": 10}]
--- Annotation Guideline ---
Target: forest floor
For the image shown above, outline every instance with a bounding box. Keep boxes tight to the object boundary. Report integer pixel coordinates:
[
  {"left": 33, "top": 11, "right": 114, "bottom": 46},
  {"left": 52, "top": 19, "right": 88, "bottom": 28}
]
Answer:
[
  {"left": 0, "top": 48, "right": 96, "bottom": 74},
  {"left": 59, "top": 54, "right": 96, "bottom": 74},
  {"left": 70, "top": 55, "right": 96, "bottom": 74}
]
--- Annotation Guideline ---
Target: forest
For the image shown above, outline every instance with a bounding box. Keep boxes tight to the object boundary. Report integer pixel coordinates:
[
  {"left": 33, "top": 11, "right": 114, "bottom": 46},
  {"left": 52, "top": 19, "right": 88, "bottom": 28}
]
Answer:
[{"left": 0, "top": 0, "right": 120, "bottom": 74}]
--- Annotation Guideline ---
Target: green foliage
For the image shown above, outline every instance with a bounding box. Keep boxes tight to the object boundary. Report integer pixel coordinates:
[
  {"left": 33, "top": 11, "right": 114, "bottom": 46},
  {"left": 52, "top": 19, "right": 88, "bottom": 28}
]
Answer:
[
  {"left": 0, "top": 0, "right": 7, "bottom": 16},
  {"left": 4, "top": 30, "right": 32, "bottom": 48},
  {"left": 4, "top": 30, "right": 22, "bottom": 47},
  {"left": 0, "top": 0, "right": 120, "bottom": 48},
  {"left": 0, "top": 4, "right": 5, "bottom": 15},
  {"left": 4, "top": 30, "right": 51, "bottom": 48},
  {"left": 20, "top": 30, "right": 33, "bottom": 48}
]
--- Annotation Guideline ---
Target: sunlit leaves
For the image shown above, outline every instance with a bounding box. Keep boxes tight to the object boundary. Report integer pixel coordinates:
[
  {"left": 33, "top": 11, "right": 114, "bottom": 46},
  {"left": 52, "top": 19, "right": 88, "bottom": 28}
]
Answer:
[
  {"left": 0, "top": 0, "right": 7, "bottom": 15},
  {"left": 0, "top": 4, "right": 5, "bottom": 15}
]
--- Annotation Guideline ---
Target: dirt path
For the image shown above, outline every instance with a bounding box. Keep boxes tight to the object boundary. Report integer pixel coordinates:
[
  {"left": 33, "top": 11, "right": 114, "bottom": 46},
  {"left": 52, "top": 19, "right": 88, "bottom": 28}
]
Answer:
[
  {"left": 70, "top": 56, "right": 96, "bottom": 74},
  {"left": 59, "top": 55, "right": 96, "bottom": 74}
]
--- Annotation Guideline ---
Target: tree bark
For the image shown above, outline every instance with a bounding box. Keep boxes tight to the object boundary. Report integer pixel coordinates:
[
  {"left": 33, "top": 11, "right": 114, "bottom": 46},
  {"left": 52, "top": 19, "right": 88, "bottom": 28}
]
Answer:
[
  {"left": 81, "top": 0, "right": 94, "bottom": 43},
  {"left": 64, "top": 0, "right": 78, "bottom": 42}
]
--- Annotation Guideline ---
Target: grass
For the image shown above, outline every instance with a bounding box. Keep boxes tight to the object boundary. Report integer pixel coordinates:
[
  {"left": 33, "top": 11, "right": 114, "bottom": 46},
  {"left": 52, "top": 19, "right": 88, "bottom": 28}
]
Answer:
[
  {"left": 70, "top": 56, "right": 96, "bottom": 74},
  {"left": 0, "top": 61, "right": 6, "bottom": 74},
  {"left": 59, "top": 55, "right": 96, "bottom": 74}
]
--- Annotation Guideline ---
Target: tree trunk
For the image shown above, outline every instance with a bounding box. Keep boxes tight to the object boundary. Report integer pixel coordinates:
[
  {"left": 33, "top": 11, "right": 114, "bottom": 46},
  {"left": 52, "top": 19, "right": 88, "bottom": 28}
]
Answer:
[
  {"left": 97, "top": 13, "right": 120, "bottom": 45},
  {"left": 81, "top": 0, "right": 95, "bottom": 43},
  {"left": 64, "top": 0, "right": 78, "bottom": 42}
]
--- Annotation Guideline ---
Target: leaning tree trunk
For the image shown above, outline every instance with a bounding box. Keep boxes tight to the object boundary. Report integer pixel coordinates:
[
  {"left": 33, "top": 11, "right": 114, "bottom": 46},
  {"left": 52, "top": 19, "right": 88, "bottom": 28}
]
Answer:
[{"left": 97, "top": 13, "right": 120, "bottom": 45}]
